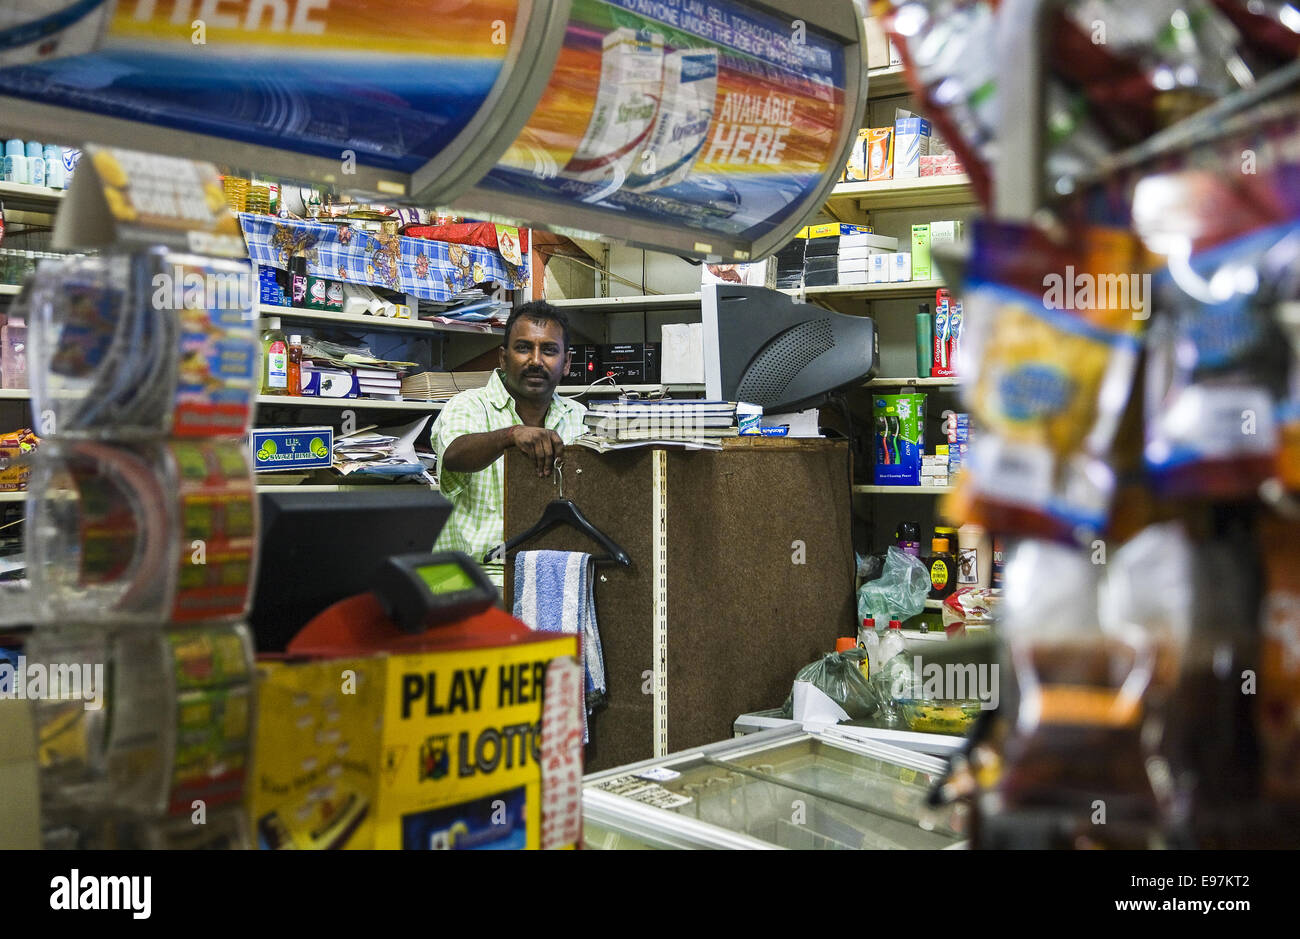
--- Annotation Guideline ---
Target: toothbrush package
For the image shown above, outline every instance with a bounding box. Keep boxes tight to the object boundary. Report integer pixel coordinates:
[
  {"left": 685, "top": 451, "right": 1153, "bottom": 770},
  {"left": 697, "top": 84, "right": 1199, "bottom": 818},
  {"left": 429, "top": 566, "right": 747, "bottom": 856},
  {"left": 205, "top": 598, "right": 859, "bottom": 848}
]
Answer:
[{"left": 873, "top": 393, "right": 926, "bottom": 486}]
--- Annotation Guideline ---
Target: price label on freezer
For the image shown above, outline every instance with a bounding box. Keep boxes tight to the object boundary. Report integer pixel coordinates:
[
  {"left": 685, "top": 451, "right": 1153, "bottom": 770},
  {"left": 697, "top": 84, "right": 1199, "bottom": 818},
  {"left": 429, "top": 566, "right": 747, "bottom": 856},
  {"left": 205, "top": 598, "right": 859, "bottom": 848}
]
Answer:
[{"left": 634, "top": 766, "right": 681, "bottom": 782}]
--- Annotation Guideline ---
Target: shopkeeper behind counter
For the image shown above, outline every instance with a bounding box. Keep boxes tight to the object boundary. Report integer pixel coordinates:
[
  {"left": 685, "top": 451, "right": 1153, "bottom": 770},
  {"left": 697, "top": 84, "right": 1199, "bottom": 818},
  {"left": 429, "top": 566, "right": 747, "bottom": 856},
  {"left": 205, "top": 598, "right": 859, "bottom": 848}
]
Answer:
[{"left": 431, "top": 301, "right": 588, "bottom": 588}]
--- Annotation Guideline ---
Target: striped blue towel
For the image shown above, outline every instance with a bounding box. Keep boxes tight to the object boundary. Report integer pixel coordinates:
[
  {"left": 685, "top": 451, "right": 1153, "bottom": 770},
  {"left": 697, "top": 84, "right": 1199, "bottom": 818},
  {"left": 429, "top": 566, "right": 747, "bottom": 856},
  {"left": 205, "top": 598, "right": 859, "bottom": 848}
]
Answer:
[{"left": 512, "top": 550, "right": 606, "bottom": 742}]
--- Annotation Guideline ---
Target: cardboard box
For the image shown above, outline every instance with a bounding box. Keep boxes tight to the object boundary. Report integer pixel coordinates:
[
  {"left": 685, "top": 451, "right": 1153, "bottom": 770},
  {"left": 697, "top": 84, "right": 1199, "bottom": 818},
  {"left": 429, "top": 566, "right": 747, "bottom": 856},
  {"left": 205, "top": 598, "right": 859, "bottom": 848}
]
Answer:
[
  {"left": 873, "top": 393, "right": 926, "bottom": 486},
  {"left": 911, "top": 224, "right": 932, "bottom": 281},
  {"left": 867, "top": 128, "right": 894, "bottom": 181},
  {"left": 930, "top": 220, "right": 963, "bottom": 251},
  {"left": 303, "top": 367, "right": 360, "bottom": 398},
  {"left": 251, "top": 426, "right": 333, "bottom": 472},
  {"left": 863, "top": 16, "right": 890, "bottom": 70},
  {"left": 0, "top": 429, "right": 36, "bottom": 492},
  {"left": 868, "top": 254, "right": 889, "bottom": 284},
  {"left": 845, "top": 128, "right": 870, "bottom": 181},
  {"left": 839, "top": 232, "right": 899, "bottom": 251},
  {"left": 1, "top": 318, "right": 26, "bottom": 389},
  {"left": 247, "top": 630, "right": 581, "bottom": 850},
  {"left": 891, "top": 252, "right": 912, "bottom": 283},
  {"left": 893, "top": 117, "right": 931, "bottom": 179}
]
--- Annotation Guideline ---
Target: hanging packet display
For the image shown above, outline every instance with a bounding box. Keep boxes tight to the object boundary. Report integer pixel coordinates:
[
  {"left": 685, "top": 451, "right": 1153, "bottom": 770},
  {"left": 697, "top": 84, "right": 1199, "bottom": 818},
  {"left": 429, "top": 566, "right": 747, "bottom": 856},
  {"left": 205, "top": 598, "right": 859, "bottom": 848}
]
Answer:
[
  {"left": 1131, "top": 165, "right": 1296, "bottom": 498},
  {"left": 959, "top": 219, "right": 1148, "bottom": 539}
]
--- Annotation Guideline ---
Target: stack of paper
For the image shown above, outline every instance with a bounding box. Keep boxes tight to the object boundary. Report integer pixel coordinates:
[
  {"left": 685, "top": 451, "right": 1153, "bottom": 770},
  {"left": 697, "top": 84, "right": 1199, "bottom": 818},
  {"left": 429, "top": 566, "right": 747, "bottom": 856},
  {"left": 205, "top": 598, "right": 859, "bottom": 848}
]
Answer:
[
  {"left": 401, "top": 370, "right": 495, "bottom": 401},
  {"left": 572, "top": 399, "right": 738, "bottom": 451},
  {"left": 333, "top": 416, "right": 435, "bottom": 483}
]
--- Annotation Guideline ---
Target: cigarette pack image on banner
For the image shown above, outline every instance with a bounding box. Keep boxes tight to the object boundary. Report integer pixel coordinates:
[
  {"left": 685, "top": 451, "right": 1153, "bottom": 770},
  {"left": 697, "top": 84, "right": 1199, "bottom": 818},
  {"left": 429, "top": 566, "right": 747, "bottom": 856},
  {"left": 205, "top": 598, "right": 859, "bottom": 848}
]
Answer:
[
  {"left": 564, "top": 28, "right": 665, "bottom": 185},
  {"left": 867, "top": 128, "right": 894, "bottom": 181},
  {"left": 626, "top": 48, "right": 718, "bottom": 193}
]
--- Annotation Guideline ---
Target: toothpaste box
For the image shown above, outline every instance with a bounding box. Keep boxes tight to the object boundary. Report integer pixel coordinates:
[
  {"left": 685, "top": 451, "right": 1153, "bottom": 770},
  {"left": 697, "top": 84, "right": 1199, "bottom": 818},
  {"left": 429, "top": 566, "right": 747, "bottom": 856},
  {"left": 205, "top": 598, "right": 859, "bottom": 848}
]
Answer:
[
  {"left": 890, "top": 252, "right": 912, "bottom": 283},
  {"left": 873, "top": 393, "right": 926, "bottom": 485},
  {"left": 868, "top": 253, "right": 889, "bottom": 284},
  {"left": 866, "top": 127, "right": 894, "bottom": 181},
  {"left": 893, "top": 118, "right": 932, "bottom": 179},
  {"left": 911, "top": 224, "right": 932, "bottom": 281}
]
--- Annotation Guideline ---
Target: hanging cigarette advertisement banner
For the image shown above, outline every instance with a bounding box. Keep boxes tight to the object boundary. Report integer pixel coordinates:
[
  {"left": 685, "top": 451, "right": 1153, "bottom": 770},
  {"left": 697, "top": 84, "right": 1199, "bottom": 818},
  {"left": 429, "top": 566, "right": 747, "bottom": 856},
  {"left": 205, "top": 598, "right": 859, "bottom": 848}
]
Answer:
[
  {"left": 480, "top": 0, "right": 848, "bottom": 246},
  {"left": 0, "top": 0, "right": 519, "bottom": 172}
]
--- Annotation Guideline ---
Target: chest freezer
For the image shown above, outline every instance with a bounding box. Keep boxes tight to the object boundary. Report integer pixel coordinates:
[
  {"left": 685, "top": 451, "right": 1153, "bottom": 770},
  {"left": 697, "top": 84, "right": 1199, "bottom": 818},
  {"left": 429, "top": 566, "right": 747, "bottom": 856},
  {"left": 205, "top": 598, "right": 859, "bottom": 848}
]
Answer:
[{"left": 582, "top": 725, "right": 967, "bottom": 850}]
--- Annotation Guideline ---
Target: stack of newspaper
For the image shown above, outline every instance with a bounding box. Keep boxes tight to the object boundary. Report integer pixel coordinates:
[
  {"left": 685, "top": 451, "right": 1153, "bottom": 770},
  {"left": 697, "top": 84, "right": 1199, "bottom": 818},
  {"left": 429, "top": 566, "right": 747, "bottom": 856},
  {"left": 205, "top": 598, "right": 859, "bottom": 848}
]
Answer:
[
  {"left": 572, "top": 399, "right": 738, "bottom": 452},
  {"left": 401, "top": 370, "right": 495, "bottom": 401}
]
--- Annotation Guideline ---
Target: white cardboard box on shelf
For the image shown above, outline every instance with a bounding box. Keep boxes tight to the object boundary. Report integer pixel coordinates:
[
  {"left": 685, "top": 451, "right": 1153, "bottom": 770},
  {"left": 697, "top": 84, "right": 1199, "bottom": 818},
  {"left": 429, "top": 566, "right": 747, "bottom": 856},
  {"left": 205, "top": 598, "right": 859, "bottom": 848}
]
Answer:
[{"left": 660, "top": 322, "right": 704, "bottom": 384}]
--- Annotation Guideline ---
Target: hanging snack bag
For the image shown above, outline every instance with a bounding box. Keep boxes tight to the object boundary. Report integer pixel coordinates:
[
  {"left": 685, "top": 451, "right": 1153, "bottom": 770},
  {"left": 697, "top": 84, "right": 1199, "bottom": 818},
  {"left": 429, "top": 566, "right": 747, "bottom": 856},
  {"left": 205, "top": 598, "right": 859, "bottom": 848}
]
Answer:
[
  {"left": 1131, "top": 164, "right": 1296, "bottom": 498},
  {"left": 959, "top": 219, "right": 1148, "bottom": 540}
]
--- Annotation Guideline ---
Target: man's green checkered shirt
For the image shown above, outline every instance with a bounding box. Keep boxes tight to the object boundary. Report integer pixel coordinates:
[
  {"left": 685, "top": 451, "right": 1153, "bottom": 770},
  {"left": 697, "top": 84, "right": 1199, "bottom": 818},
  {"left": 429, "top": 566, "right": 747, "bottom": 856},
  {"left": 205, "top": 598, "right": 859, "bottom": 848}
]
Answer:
[{"left": 431, "top": 368, "right": 587, "bottom": 584}]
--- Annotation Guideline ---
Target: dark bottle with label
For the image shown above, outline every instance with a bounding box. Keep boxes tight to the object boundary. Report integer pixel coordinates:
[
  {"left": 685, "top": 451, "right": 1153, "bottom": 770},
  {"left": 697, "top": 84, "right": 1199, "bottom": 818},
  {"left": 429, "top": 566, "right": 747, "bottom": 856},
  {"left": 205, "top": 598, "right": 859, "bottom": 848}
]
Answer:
[
  {"left": 896, "top": 521, "right": 921, "bottom": 558},
  {"left": 927, "top": 537, "right": 957, "bottom": 600},
  {"left": 289, "top": 256, "right": 308, "bottom": 307}
]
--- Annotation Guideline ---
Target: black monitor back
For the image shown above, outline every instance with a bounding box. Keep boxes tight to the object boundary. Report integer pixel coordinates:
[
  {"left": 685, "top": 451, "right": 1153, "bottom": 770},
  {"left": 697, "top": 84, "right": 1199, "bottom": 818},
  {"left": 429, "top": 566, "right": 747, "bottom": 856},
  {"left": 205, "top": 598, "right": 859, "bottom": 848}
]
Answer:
[
  {"left": 249, "top": 488, "right": 451, "bottom": 651},
  {"left": 702, "top": 284, "right": 879, "bottom": 412}
]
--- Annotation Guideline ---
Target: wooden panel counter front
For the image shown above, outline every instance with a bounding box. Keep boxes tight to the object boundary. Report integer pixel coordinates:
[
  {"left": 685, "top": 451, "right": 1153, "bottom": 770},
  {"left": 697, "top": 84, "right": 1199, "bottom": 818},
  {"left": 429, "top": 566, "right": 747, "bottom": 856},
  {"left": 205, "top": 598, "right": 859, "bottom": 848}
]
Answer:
[{"left": 503, "top": 437, "right": 855, "bottom": 772}]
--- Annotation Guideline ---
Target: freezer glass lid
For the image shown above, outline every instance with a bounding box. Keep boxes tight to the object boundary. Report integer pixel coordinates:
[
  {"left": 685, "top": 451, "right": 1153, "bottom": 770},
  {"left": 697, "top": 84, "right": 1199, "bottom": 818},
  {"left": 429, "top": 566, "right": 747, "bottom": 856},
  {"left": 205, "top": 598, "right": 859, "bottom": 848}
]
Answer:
[{"left": 588, "top": 734, "right": 967, "bottom": 850}]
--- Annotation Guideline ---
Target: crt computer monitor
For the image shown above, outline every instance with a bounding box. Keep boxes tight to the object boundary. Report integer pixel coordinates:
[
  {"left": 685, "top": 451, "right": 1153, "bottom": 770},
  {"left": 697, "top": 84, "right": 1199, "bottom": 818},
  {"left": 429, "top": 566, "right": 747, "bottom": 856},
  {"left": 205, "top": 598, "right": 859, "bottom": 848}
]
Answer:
[
  {"left": 701, "top": 284, "right": 879, "bottom": 412},
  {"left": 249, "top": 488, "right": 451, "bottom": 652}
]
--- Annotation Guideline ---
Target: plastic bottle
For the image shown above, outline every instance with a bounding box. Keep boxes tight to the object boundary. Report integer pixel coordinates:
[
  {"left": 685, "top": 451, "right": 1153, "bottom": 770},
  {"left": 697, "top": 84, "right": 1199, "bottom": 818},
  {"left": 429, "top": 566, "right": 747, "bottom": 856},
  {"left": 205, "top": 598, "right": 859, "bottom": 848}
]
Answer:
[
  {"left": 895, "top": 521, "right": 921, "bottom": 558},
  {"left": 927, "top": 537, "right": 957, "bottom": 600},
  {"left": 3, "top": 139, "right": 27, "bottom": 184},
  {"left": 287, "top": 335, "right": 303, "bottom": 396},
  {"left": 261, "top": 317, "right": 288, "bottom": 395},
  {"left": 25, "top": 141, "right": 45, "bottom": 188},
  {"left": 872, "top": 621, "right": 910, "bottom": 726},
  {"left": 43, "top": 145, "right": 65, "bottom": 189},
  {"left": 857, "top": 617, "right": 880, "bottom": 679},
  {"left": 835, "top": 636, "right": 867, "bottom": 683}
]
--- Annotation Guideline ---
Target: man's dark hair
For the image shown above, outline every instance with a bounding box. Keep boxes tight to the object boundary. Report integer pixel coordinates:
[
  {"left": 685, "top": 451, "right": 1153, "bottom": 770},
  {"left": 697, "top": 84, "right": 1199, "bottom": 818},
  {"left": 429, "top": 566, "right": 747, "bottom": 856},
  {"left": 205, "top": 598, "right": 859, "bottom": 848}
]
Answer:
[{"left": 504, "top": 300, "right": 570, "bottom": 352}]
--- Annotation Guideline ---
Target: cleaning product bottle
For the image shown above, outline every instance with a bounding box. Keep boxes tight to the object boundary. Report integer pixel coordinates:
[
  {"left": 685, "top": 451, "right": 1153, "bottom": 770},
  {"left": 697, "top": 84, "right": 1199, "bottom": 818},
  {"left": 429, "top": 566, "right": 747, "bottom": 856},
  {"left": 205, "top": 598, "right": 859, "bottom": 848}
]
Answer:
[
  {"left": 858, "top": 617, "right": 880, "bottom": 679},
  {"left": 260, "top": 317, "right": 288, "bottom": 395},
  {"left": 287, "top": 335, "right": 303, "bottom": 396},
  {"left": 927, "top": 537, "right": 957, "bottom": 600}
]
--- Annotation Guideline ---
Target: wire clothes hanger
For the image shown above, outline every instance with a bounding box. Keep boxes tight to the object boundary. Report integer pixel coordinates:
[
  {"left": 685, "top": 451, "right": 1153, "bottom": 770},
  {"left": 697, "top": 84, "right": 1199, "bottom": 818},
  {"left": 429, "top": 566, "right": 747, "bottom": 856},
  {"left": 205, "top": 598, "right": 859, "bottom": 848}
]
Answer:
[{"left": 485, "top": 458, "right": 632, "bottom": 567}]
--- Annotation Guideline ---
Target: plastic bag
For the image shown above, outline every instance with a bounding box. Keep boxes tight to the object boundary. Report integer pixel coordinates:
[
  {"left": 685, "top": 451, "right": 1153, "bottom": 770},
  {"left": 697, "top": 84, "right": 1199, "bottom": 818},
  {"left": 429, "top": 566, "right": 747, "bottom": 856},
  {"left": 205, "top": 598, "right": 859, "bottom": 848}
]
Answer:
[
  {"left": 857, "top": 545, "right": 931, "bottom": 623},
  {"left": 780, "top": 650, "right": 879, "bottom": 722}
]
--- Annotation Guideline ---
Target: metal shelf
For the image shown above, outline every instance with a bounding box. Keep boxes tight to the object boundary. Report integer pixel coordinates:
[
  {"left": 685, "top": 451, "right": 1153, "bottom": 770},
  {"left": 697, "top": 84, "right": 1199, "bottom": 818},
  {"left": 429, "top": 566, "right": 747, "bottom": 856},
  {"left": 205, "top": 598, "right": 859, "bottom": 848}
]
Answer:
[
  {"left": 256, "top": 483, "right": 439, "bottom": 493},
  {"left": 548, "top": 281, "right": 947, "bottom": 313},
  {"left": 865, "top": 66, "right": 911, "bottom": 99},
  {"left": 0, "top": 491, "right": 25, "bottom": 502},
  {"left": 547, "top": 292, "right": 704, "bottom": 313},
  {"left": 255, "top": 395, "right": 442, "bottom": 412},
  {"left": 865, "top": 377, "right": 961, "bottom": 388},
  {"left": 259, "top": 304, "right": 504, "bottom": 336},
  {"left": 826, "top": 175, "right": 975, "bottom": 217},
  {"left": 0, "top": 389, "right": 31, "bottom": 400},
  {"left": 557, "top": 383, "right": 705, "bottom": 396},
  {"left": 853, "top": 484, "right": 955, "bottom": 495},
  {"left": 0, "top": 180, "right": 65, "bottom": 213},
  {"left": 0, "top": 284, "right": 22, "bottom": 297}
]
